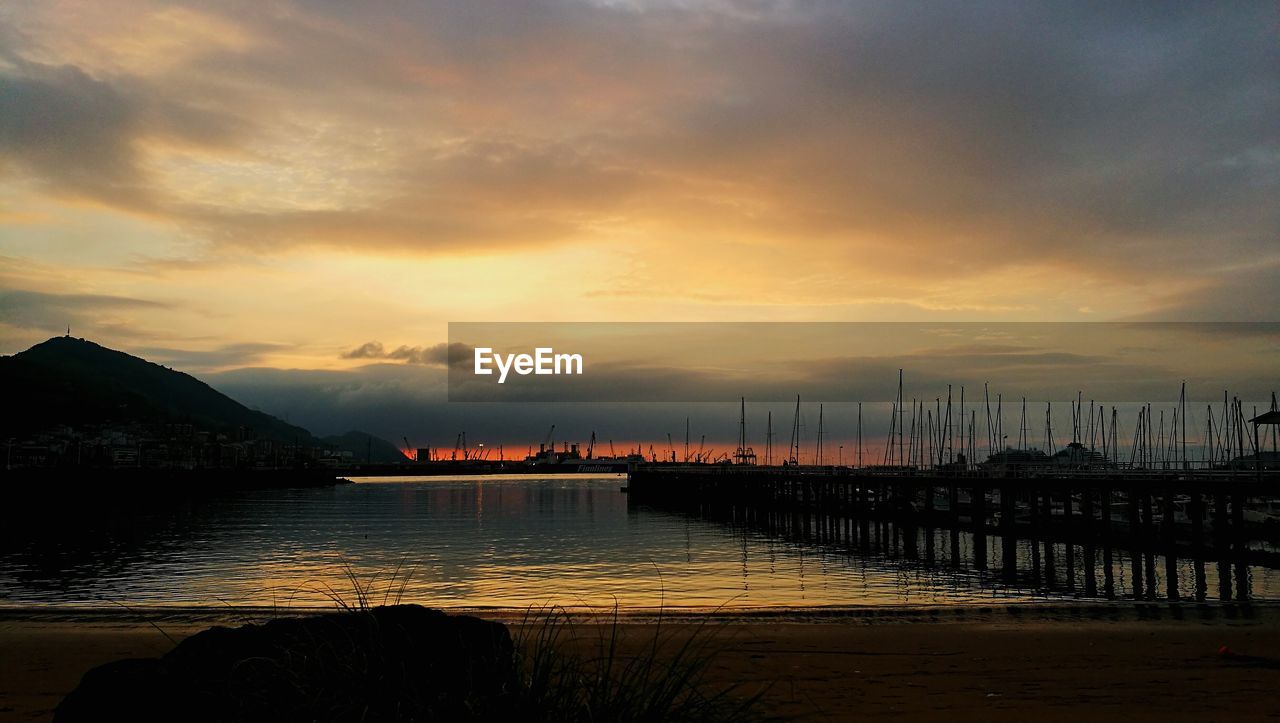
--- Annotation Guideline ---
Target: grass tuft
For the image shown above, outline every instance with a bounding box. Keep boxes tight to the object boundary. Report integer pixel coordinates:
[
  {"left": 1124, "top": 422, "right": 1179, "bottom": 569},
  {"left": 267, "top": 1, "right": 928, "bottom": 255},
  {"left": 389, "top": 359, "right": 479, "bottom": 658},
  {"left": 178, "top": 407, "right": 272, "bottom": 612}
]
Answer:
[
  {"left": 512, "top": 603, "right": 765, "bottom": 723},
  {"left": 294, "top": 558, "right": 419, "bottom": 613},
  {"left": 308, "top": 563, "right": 766, "bottom": 721}
]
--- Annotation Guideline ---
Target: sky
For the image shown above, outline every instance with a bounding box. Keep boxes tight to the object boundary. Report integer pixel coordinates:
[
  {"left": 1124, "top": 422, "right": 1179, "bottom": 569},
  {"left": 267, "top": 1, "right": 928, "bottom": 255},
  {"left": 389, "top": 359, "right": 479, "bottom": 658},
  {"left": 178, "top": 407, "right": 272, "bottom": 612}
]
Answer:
[{"left": 1, "top": 1, "right": 1277, "bottom": 450}]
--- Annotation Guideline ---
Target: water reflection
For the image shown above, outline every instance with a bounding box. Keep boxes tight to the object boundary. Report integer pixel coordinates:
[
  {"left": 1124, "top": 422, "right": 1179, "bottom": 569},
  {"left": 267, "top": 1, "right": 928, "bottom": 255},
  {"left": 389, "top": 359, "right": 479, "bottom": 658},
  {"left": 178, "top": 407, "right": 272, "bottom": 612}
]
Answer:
[
  {"left": 675, "top": 501, "right": 1270, "bottom": 604},
  {"left": 0, "top": 476, "right": 1276, "bottom": 611}
]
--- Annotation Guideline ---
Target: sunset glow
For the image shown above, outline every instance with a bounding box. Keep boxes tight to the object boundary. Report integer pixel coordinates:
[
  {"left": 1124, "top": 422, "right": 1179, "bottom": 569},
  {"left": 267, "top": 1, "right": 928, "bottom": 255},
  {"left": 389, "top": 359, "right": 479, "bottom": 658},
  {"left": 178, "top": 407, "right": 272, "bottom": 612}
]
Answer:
[{"left": 1, "top": 1, "right": 1276, "bottom": 448}]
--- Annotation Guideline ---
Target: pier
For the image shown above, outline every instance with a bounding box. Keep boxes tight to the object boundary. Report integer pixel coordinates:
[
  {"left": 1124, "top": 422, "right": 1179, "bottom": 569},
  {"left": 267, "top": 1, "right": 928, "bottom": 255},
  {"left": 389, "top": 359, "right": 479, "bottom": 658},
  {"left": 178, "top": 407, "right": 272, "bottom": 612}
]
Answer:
[{"left": 627, "top": 464, "right": 1280, "bottom": 602}]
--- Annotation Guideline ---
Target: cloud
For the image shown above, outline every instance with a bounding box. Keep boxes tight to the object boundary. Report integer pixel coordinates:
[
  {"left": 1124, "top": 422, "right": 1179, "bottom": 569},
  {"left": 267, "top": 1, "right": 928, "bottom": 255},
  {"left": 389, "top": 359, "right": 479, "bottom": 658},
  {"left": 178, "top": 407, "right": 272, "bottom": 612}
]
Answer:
[
  {"left": 1134, "top": 262, "right": 1280, "bottom": 322},
  {"left": 0, "top": 288, "right": 168, "bottom": 330},
  {"left": 341, "top": 340, "right": 472, "bottom": 366},
  {"left": 3, "top": 3, "right": 1275, "bottom": 256},
  {"left": 136, "top": 342, "right": 291, "bottom": 371},
  {"left": 0, "top": 0, "right": 1275, "bottom": 324},
  {"left": 207, "top": 341, "right": 1276, "bottom": 454},
  {"left": 341, "top": 341, "right": 386, "bottom": 360},
  {"left": 0, "top": 55, "right": 247, "bottom": 212}
]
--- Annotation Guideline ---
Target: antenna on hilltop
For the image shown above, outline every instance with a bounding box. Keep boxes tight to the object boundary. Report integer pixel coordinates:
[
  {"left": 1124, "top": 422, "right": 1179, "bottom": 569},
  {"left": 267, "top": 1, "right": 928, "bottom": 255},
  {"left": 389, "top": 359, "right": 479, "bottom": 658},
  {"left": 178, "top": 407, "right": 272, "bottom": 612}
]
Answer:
[{"left": 65, "top": 325, "right": 71, "bottom": 337}]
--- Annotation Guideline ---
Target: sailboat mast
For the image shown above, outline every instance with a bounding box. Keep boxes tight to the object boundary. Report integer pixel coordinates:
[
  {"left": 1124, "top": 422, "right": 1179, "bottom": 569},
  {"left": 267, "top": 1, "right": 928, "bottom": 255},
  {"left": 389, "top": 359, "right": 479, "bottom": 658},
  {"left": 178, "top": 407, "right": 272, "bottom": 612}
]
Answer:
[
  {"left": 790, "top": 395, "right": 801, "bottom": 464},
  {"left": 685, "top": 416, "right": 690, "bottom": 464},
  {"left": 857, "top": 402, "right": 863, "bottom": 468},
  {"left": 816, "top": 403, "right": 824, "bottom": 466},
  {"left": 766, "top": 411, "right": 772, "bottom": 466},
  {"left": 1180, "top": 381, "right": 1186, "bottom": 470}
]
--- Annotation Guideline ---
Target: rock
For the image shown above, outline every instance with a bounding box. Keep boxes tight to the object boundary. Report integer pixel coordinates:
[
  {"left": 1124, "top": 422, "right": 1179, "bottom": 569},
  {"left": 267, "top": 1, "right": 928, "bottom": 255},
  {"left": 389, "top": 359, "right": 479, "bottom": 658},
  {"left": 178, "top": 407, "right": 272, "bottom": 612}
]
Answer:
[{"left": 55, "top": 605, "right": 516, "bottom": 722}]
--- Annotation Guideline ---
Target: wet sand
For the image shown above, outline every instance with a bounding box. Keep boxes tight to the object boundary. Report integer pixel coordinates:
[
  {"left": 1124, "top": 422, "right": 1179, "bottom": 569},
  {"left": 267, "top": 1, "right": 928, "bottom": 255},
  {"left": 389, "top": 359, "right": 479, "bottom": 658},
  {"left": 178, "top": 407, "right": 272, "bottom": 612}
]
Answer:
[{"left": 3, "top": 605, "right": 1280, "bottom": 721}]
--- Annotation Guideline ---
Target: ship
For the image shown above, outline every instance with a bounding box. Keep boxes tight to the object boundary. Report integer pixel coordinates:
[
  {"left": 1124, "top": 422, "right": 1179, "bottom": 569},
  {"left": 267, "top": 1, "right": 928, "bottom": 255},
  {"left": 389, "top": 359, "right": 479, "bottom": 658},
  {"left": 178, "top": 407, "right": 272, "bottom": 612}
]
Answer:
[{"left": 522, "top": 442, "right": 637, "bottom": 473}]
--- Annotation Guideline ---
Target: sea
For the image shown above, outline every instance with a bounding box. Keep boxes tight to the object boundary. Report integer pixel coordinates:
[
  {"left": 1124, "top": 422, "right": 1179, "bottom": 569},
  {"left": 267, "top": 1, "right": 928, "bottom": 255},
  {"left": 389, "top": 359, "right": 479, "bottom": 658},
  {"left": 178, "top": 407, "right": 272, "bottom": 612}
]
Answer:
[{"left": 1, "top": 475, "right": 1276, "bottom": 612}]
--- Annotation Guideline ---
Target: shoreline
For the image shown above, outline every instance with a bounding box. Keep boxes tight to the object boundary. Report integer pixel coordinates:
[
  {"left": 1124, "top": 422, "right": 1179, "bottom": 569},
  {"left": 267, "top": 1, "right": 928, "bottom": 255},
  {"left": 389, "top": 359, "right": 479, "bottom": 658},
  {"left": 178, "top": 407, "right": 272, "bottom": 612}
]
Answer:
[
  {"left": 5, "top": 603, "right": 1280, "bottom": 721},
  {"left": 3, "top": 598, "right": 1278, "bottom": 625}
]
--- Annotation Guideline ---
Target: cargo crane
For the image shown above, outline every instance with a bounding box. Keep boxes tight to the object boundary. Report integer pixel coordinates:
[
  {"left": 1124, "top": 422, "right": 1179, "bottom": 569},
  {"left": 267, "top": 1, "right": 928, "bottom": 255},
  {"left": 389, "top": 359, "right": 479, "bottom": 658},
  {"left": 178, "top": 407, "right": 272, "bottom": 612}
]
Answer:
[
  {"left": 540, "top": 425, "right": 556, "bottom": 453},
  {"left": 452, "top": 432, "right": 470, "bottom": 461},
  {"left": 403, "top": 436, "right": 414, "bottom": 461},
  {"left": 587, "top": 431, "right": 596, "bottom": 459}
]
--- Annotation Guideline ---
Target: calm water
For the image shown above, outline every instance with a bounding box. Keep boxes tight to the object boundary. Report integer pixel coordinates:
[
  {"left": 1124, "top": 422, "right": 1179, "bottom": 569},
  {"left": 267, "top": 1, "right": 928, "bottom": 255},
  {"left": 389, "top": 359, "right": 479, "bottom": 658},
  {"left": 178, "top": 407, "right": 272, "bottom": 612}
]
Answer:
[{"left": 1, "top": 475, "right": 1276, "bottom": 611}]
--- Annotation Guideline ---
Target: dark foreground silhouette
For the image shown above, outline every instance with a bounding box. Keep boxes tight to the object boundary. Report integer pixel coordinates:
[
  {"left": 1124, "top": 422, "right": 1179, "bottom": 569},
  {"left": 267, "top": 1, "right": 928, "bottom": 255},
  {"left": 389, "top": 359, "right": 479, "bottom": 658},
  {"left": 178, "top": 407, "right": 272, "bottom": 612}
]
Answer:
[
  {"left": 52, "top": 604, "right": 759, "bottom": 723},
  {"left": 55, "top": 606, "right": 514, "bottom": 722},
  {"left": 15, "top": 606, "right": 1280, "bottom": 721}
]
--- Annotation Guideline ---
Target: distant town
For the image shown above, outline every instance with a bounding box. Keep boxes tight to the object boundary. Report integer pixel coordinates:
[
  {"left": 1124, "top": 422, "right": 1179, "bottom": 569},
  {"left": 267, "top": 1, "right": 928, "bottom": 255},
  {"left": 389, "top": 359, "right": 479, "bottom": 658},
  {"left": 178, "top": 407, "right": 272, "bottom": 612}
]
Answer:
[{"left": 5, "top": 421, "right": 357, "bottom": 471}]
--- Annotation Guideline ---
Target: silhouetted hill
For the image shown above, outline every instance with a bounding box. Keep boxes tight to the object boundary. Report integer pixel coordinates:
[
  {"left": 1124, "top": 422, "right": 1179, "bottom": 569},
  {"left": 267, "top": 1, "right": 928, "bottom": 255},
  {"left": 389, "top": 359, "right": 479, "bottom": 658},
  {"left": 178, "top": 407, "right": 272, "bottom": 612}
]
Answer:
[
  {"left": 322, "top": 431, "right": 407, "bottom": 464},
  {"left": 0, "top": 336, "right": 319, "bottom": 444}
]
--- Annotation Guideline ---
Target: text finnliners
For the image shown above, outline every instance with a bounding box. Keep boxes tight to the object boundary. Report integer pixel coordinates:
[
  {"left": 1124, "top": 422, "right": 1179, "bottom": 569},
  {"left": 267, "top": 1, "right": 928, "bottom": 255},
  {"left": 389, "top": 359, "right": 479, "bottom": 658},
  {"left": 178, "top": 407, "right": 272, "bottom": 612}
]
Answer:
[{"left": 473, "top": 347, "right": 584, "bottom": 383}]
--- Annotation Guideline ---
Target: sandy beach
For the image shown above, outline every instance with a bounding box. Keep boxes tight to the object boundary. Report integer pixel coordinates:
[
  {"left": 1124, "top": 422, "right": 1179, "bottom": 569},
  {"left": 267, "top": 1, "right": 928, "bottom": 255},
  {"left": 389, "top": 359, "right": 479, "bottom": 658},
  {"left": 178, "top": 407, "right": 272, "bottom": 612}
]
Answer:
[{"left": 4, "top": 604, "right": 1280, "bottom": 721}]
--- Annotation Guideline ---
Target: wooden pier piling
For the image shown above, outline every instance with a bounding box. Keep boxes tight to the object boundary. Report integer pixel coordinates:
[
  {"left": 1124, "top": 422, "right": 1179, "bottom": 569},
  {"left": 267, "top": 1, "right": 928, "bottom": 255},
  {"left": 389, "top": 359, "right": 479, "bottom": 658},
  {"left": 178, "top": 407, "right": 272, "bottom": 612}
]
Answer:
[{"left": 625, "top": 463, "right": 1280, "bottom": 602}]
